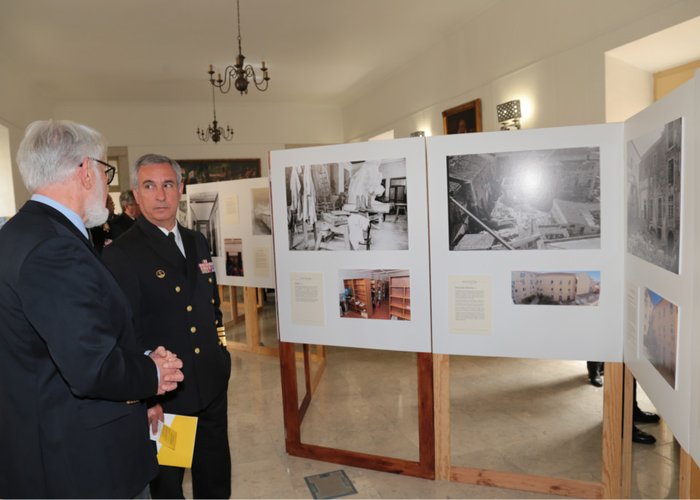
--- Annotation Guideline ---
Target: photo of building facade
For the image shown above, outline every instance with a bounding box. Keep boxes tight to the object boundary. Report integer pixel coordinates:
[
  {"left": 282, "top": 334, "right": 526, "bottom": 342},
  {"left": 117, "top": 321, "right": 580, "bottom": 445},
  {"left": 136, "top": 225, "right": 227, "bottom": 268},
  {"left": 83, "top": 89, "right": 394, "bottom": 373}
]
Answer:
[
  {"left": 642, "top": 288, "right": 678, "bottom": 389},
  {"left": 511, "top": 270, "right": 600, "bottom": 305}
]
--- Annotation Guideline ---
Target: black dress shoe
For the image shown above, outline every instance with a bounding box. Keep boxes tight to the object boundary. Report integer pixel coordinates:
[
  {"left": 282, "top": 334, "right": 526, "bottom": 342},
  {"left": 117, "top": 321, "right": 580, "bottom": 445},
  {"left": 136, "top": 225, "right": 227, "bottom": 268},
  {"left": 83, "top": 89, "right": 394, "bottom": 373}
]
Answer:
[
  {"left": 634, "top": 407, "right": 660, "bottom": 423},
  {"left": 589, "top": 375, "right": 603, "bottom": 387},
  {"left": 632, "top": 426, "right": 656, "bottom": 444}
]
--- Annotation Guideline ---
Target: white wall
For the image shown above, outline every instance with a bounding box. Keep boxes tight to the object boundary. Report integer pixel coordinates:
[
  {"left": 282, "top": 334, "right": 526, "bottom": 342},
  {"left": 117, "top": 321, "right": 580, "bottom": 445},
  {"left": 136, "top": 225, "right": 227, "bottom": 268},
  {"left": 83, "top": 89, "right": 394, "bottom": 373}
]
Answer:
[
  {"left": 0, "top": 54, "right": 54, "bottom": 211},
  {"left": 341, "top": 0, "right": 700, "bottom": 141},
  {"left": 51, "top": 100, "right": 343, "bottom": 192},
  {"left": 605, "top": 55, "right": 654, "bottom": 123}
]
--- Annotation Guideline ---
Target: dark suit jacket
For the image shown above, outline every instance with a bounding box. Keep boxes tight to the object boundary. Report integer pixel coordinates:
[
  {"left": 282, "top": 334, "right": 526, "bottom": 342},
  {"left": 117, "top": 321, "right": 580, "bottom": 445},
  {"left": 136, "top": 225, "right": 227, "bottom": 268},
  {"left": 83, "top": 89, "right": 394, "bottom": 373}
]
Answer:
[
  {"left": 102, "top": 217, "right": 230, "bottom": 415},
  {"left": 110, "top": 212, "right": 135, "bottom": 241},
  {"left": 0, "top": 201, "right": 159, "bottom": 499}
]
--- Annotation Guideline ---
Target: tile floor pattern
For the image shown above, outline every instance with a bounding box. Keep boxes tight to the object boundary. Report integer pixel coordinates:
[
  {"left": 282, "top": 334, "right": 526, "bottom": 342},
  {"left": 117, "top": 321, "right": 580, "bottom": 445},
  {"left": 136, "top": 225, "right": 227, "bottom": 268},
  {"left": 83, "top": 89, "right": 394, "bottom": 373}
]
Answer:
[{"left": 179, "top": 296, "right": 679, "bottom": 499}]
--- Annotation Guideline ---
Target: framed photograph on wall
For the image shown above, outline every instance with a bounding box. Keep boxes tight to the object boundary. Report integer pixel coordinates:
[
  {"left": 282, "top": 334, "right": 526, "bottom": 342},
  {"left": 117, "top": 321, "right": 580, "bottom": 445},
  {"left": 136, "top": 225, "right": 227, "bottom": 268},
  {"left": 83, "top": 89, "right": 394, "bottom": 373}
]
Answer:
[
  {"left": 177, "top": 158, "right": 261, "bottom": 192},
  {"left": 442, "top": 98, "right": 482, "bottom": 135}
]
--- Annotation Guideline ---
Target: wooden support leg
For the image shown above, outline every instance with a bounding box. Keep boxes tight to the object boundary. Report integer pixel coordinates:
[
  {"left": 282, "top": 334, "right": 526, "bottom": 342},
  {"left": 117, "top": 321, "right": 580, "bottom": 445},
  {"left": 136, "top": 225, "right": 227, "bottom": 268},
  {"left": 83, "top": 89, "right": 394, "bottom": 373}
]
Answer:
[
  {"left": 279, "top": 341, "right": 301, "bottom": 450},
  {"left": 602, "top": 362, "right": 623, "bottom": 498},
  {"left": 299, "top": 344, "right": 312, "bottom": 420},
  {"left": 679, "top": 447, "right": 700, "bottom": 499},
  {"left": 621, "top": 365, "right": 635, "bottom": 498},
  {"left": 244, "top": 287, "right": 260, "bottom": 349},
  {"left": 417, "top": 352, "right": 435, "bottom": 476},
  {"left": 434, "top": 353, "right": 450, "bottom": 480}
]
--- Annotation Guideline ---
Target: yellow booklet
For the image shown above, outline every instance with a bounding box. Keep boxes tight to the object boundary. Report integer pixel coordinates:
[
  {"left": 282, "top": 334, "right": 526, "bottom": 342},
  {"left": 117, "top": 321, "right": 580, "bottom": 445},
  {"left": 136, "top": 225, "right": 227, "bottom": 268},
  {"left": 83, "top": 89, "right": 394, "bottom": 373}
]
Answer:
[{"left": 149, "top": 413, "right": 198, "bottom": 468}]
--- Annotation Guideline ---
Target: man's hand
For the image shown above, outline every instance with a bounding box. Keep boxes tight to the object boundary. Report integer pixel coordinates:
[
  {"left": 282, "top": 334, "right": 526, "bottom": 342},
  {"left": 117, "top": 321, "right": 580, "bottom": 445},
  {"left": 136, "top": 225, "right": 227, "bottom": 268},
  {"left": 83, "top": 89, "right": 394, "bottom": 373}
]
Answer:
[
  {"left": 149, "top": 346, "right": 184, "bottom": 395},
  {"left": 147, "top": 403, "right": 164, "bottom": 434}
]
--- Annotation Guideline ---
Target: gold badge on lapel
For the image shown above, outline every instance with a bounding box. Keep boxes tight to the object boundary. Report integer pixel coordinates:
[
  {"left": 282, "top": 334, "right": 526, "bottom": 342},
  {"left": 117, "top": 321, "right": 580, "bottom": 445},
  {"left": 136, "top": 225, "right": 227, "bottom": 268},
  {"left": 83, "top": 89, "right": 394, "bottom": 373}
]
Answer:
[{"left": 156, "top": 269, "right": 166, "bottom": 279}]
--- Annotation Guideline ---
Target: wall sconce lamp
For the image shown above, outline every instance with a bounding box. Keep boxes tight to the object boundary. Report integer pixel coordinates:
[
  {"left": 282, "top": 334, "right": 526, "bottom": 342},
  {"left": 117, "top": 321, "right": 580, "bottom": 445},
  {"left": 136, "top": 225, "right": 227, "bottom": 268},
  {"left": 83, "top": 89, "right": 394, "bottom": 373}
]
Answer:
[
  {"left": 497, "top": 100, "right": 522, "bottom": 130},
  {"left": 409, "top": 130, "right": 425, "bottom": 137}
]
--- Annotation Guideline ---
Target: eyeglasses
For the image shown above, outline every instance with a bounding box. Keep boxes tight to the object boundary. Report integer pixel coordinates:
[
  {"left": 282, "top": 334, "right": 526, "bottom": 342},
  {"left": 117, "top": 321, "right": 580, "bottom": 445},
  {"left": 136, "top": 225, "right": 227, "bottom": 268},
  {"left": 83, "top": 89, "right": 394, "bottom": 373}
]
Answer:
[{"left": 80, "top": 157, "right": 116, "bottom": 184}]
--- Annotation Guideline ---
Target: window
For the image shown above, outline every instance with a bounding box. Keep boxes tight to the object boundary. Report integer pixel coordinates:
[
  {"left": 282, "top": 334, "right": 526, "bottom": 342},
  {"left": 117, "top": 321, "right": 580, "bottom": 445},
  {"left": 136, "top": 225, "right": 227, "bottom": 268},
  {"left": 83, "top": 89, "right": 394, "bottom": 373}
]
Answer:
[
  {"left": 668, "top": 195, "right": 674, "bottom": 219},
  {"left": 668, "top": 158, "right": 674, "bottom": 185}
]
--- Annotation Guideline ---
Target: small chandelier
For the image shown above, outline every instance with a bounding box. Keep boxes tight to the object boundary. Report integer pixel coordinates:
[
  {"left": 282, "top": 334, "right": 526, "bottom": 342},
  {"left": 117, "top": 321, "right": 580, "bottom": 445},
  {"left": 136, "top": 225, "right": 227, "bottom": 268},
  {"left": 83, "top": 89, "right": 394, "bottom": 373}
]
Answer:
[
  {"left": 208, "top": 0, "right": 270, "bottom": 95},
  {"left": 196, "top": 85, "right": 234, "bottom": 143}
]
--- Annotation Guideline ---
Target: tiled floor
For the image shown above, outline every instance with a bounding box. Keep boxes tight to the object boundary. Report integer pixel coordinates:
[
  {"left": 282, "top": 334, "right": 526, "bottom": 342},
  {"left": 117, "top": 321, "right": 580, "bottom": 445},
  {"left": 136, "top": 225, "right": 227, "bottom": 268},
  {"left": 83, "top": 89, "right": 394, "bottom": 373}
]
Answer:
[{"left": 181, "top": 294, "right": 678, "bottom": 499}]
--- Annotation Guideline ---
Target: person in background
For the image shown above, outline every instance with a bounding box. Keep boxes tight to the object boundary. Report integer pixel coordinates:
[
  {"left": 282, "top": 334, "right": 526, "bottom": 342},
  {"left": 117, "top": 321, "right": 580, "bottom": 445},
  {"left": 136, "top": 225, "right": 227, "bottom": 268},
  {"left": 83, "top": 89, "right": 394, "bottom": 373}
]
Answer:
[
  {"left": 587, "top": 361, "right": 603, "bottom": 387},
  {"left": 110, "top": 189, "right": 141, "bottom": 240},
  {"left": 586, "top": 361, "right": 659, "bottom": 444},
  {"left": 90, "top": 194, "right": 115, "bottom": 252},
  {"left": 103, "top": 153, "right": 231, "bottom": 499},
  {"left": 0, "top": 120, "right": 184, "bottom": 499}
]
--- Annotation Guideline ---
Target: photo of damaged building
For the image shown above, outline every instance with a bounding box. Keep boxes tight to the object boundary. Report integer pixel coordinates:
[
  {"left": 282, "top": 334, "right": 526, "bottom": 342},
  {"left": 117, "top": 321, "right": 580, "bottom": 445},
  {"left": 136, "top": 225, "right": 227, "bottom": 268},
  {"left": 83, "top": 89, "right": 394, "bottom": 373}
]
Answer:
[
  {"left": 627, "top": 117, "right": 682, "bottom": 274},
  {"left": 447, "top": 147, "right": 600, "bottom": 251}
]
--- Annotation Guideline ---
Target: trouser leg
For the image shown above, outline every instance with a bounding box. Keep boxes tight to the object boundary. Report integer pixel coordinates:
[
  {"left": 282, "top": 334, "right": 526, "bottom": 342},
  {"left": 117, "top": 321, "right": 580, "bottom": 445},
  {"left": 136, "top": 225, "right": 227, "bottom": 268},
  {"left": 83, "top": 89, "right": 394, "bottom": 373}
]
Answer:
[
  {"left": 191, "top": 389, "right": 231, "bottom": 499},
  {"left": 150, "top": 465, "right": 185, "bottom": 499}
]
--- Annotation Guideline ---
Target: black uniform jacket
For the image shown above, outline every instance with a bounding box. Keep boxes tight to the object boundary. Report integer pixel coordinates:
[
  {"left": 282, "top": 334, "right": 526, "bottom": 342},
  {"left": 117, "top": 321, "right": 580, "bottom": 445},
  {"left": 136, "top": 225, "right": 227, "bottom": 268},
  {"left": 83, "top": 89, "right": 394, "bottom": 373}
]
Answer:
[
  {"left": 0, "top": 201, "right": 159, "bottom": 499},
  {"left": 102, "top": 216, "right": 230, "bottom": 415}
]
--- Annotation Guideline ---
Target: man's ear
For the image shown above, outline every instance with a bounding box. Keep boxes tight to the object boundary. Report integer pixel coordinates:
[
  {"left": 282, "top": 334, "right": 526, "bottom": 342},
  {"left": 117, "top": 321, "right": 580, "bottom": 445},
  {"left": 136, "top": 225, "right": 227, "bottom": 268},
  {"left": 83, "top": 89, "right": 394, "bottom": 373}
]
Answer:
[{"left": 77, "top": 157, "right": 93, "bottom": 189}]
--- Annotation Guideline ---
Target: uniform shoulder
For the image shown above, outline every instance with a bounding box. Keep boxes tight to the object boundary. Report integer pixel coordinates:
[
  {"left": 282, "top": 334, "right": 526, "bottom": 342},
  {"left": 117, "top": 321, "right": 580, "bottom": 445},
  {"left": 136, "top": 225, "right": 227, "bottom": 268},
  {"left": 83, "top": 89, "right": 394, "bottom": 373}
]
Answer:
[{"left": 105, "top": 221, "right": 145, "bottom": 251}]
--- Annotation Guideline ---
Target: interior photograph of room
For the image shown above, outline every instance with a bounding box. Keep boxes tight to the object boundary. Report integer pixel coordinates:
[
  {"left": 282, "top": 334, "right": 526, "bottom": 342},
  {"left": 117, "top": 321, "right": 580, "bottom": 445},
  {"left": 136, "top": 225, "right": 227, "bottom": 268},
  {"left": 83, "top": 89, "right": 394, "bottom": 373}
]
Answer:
[
  {"left": 338, "top": 269, "right": 411, "bottom": 320},
  {"left": 285, "top": 159, "right": 408, "bottom": 251},
  {"left": 2, "top": 1, "right": 700, "bottom": 499}
]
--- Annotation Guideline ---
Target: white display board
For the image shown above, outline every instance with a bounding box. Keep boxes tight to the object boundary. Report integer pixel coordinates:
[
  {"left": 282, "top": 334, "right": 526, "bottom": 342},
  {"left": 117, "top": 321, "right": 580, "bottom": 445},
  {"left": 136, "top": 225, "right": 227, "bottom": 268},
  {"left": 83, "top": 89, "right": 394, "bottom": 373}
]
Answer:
[
  {"left": 624, "top": 77, "right": 697, "bottom": 453},
  {"left": 186, "top": 177, "right": 275, "bottom": 289},
  {"left": 270, "top": 138, "right": 432, "bottom": 352},
  {"left": 427, "top": 124, "right": 624, "bottom": 361},
  {"left": 690, "top": 73, "right": 700, "bottom": 465}
]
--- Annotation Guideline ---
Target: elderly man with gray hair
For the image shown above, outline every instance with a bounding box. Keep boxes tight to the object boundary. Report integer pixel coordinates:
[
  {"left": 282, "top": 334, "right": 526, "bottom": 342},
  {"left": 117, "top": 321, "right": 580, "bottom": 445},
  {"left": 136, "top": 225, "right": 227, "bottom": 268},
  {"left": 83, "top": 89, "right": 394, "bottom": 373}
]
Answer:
[{"left": 0, "top": 119, "right": 184, "bottom": 498}]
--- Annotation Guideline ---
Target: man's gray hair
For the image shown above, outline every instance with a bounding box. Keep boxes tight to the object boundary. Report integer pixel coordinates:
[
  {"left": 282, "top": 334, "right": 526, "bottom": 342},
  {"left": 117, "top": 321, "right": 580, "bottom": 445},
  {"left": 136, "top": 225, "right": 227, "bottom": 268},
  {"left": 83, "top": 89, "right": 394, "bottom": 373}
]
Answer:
[
  {"left": 16, "top": 120, "right": 106, "bottom": 192},
  {"left": 118, "top": 189, "right": 136, "bottom": 208},
  {"left": 131, "top": 153, "right": 182, "bottom": 188}
]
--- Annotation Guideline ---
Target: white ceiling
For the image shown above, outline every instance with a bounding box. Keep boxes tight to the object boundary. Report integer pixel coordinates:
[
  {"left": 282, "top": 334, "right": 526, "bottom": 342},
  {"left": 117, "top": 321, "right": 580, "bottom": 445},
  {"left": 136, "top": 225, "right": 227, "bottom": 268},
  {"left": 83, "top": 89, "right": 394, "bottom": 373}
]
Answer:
[{"left": 0, "top": 0, "right": 495, "bottom": 104}]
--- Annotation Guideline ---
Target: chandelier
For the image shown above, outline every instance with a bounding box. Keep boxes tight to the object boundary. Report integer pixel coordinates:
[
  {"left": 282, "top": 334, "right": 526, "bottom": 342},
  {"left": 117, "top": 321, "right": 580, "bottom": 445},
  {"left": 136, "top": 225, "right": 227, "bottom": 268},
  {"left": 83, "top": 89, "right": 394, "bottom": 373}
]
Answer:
[
  {"left": 196, "top": 85, "right": 234, "bottom": 143},
  {"left": 208, "top": 0, "right": 270, "bottom": 95}
]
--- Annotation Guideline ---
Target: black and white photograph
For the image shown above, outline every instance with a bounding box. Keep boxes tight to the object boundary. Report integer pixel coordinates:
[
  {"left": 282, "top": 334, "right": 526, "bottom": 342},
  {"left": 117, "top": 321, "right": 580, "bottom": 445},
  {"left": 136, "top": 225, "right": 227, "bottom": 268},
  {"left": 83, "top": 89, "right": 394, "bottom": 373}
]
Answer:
[
  {"left": 511, "top": 270, "right": 600, "bottom": 306},
  {"left": 188, "top": 191, "right": 220, "bottom": 257},
  {"left": 224, "top": 237, "right": 244, "bottom": 276},
  {"left": 626, "top": 117, "right": 682, "bottom": 274},
  {"left": 285, "top": 159, "right": 408, "bottom": 251},
  {"left": 642, "top": 288, "right": 678, "bottom": 389},
  {"left": 251, "top": 187, "right": 272, "bottom": 235},
  {"left": 447, "top": 147, "right": 601, "bottom": 250},
  {"left": 338, "top": 269, "right": 411, "bottom": 321}
]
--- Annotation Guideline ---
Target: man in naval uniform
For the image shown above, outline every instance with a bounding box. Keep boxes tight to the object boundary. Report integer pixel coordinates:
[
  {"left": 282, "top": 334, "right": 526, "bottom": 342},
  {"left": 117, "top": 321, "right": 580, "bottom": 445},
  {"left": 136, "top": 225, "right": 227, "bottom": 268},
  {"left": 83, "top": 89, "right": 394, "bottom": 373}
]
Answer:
[{"left": 103, "top": 153, "right": 231, "bottom": 498}]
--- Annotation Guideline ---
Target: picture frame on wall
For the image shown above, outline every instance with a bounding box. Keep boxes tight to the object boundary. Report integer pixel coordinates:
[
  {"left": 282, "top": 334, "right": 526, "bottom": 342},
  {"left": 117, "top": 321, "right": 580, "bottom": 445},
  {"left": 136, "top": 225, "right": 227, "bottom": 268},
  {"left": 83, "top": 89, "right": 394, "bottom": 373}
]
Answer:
[
  {"left": 177, "top": 158, "right": 261, "bottom": 192},
  {"left": 442, "top": 98, "right": 482, "bottom": 135}
]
